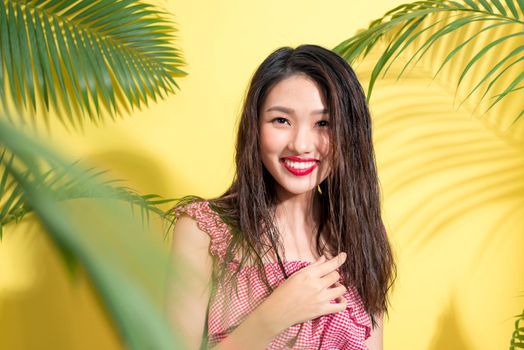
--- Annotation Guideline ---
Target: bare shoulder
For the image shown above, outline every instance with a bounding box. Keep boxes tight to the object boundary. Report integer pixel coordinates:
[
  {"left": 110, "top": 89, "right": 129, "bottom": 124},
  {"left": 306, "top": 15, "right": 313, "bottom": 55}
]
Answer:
[
  {"left": 172, "top": 214, "right": 211, "bottom": 250},
  {"left": 169, "top": 212, "right": 214, "bottom": 285}
]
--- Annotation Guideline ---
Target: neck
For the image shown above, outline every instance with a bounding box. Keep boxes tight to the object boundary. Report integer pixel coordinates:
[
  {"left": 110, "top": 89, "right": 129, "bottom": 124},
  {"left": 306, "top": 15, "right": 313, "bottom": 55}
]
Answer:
[{"left": 274, "top": 187, "right": 321, "bottom": 236}]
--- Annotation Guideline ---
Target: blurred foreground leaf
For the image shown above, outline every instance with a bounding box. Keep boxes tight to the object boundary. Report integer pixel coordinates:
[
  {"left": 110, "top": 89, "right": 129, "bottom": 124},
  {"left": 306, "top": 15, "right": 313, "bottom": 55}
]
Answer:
[{"left": 0, "top": 117, "right": 182, "bottom": 349}]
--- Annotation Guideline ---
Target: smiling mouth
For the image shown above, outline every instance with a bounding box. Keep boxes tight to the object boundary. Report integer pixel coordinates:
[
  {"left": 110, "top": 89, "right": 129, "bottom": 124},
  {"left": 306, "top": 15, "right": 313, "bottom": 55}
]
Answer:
[{"left": 280, "top": 158, "right": 319, "bottom": 176}]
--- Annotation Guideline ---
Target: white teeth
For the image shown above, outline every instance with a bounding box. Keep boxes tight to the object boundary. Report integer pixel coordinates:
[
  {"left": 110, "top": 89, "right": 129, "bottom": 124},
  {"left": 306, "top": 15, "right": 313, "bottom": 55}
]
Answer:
[{"left": 284, "top": 159, "right": 316, "bottom": 170}]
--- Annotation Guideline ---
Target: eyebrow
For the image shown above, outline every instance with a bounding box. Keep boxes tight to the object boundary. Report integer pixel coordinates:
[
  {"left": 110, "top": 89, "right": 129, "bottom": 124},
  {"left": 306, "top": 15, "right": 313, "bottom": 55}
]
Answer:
[{"left": 265, "top": 106, "right": 328, "bottom": 115}]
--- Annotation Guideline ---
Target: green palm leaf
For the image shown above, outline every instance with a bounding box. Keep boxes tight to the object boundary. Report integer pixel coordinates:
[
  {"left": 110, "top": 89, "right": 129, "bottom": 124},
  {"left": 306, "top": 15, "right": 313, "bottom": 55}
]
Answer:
[
  {"left": 0, "top": 0, "right": 186, "bottom": 130},
  {"left": 0, "top": 115, "right": 183, "bottom": 349},
  {"left": 511, "top": 309, "right": 524, "bottom": 349},
  {"left": 334, "top": 0, "right": 524, "bottom": 123},
  {"left": 0, "top": 151, "right": 174, "bottom": 238}
]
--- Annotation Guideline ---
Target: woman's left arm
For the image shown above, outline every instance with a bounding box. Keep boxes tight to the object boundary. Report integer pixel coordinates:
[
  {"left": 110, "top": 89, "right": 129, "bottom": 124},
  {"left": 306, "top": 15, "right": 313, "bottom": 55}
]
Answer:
[{"left": 365, "top": 313, "right": 383, "bottom": 350}]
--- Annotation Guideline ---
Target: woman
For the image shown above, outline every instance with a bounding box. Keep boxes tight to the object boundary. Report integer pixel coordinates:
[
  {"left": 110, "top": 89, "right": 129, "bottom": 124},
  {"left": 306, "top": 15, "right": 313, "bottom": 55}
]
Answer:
[{"left": 167, "top": 44, "right": 396, "bottom": 350}]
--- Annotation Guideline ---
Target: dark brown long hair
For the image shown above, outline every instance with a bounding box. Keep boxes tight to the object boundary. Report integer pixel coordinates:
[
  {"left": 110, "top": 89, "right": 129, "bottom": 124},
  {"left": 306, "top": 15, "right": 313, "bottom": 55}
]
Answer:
[{"left": 170, "top": 44, "right": 396, "bottom": 324}]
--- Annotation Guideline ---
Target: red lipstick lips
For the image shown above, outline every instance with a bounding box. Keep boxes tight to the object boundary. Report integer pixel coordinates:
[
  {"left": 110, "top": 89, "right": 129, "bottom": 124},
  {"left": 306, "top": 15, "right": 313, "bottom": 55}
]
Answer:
[{"left": 281, "top": 156, "right": 319, "bottom": 176}]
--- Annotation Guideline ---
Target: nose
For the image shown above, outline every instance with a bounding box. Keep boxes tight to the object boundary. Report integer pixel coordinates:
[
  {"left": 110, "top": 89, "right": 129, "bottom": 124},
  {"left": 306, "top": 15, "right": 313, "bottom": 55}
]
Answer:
[{"left": 289, "top": 125, "right": 314, "bottom": 154}]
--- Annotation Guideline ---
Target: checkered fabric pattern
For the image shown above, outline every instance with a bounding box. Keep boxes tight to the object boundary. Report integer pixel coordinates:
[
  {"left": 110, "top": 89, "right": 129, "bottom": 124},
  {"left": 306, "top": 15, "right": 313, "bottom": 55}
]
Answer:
[{"left": 174, "top": 201, "right": 372, "bottom": 350}]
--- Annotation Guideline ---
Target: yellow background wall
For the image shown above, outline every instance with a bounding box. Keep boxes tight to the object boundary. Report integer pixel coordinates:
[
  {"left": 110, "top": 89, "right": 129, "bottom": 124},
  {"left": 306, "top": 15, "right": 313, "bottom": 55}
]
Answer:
[{"left": 1, "top": 0, "right": 523, "bottom": 349}]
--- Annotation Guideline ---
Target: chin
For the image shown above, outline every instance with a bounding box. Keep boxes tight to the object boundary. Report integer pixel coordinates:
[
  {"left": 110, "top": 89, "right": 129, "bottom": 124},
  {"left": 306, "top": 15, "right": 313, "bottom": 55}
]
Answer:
[{"left": 274, "top": 181, "right": 319, "bottom": 197}]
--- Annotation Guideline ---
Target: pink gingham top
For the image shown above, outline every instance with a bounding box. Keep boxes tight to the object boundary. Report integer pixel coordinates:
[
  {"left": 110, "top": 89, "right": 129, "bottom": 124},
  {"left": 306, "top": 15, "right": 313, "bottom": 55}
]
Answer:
[{"left": 174, "top": 200, "right": 372, "bottom": 349}]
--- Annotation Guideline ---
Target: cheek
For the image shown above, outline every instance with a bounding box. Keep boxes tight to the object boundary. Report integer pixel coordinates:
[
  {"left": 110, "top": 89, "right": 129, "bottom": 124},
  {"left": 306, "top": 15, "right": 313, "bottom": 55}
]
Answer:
[
  {"left": 319, "top": 133, "right": 330, "bottom": 156},
  {"left": 259, "top": 128, "right": 274, "bottom": 160},
  {"left": 259, "top": 126, "right": 287, "bottom": 156},
  {"left": 319, "top": 135, "right": 331, "bottom": 177}
]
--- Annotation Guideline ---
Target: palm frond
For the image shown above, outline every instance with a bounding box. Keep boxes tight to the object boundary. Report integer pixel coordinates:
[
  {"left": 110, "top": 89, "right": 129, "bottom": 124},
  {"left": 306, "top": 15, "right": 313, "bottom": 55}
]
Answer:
[
  {"left": 0, "top": 115, "right": 182, "bottom": 349},
  {"left": 0, "top": 0, "right": 186, "bottom": 130},
  {"left": 510, "top": 309, "right": 524, "bottom": 349},
  {"left": 0, "top": 151, "right": 174, "bottom": 233},
  {"left": 0, "top": 148, "right": 27, "bottom": 236},
  {"left": 334, "top": 0, "right": 524, "bottom": 124}
]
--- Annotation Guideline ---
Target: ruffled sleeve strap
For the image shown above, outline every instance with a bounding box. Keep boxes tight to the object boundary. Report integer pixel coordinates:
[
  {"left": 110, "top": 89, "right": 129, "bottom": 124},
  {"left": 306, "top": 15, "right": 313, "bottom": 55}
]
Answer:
[
  {"left": 346, "top": 286, "right": 372, "bottom": 340},
  {"left": 172, "top": 200, "right": 231, "bottom": 263}
]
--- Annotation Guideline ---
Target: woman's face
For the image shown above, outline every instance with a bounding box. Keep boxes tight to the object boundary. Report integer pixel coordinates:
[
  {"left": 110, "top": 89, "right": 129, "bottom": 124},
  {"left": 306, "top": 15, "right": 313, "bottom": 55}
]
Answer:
[{"left": 259, "top": 74, "right": 331, "bottom": 198}]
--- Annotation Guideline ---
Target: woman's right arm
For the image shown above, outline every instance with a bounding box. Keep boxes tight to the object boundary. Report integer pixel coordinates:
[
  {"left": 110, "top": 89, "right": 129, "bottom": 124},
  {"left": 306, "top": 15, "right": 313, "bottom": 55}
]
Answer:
[
  {"left": 167, "top": 214, "right": 280, "bottom": 350},
  {"left": 167, "top": 214, "right": 281, "bottom": 350},
  {"left": 168, "top": 215, "right": 348, "bottom": 350},
  {"left": 167, "top": 215, "right": 213, "bottom": 350}
]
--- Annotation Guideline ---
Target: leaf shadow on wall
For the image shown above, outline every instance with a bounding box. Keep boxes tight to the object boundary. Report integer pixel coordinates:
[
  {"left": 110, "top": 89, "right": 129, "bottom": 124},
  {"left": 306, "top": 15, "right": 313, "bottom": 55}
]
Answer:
[
  {"left": 428, "top": 296, "right": 470, "bottom": 350},
  {"left": 85, "top": 149, "right": 173, "bottom": 203},
  {"left": 355, "top": 26, "right": 524, "bottom": 348}
]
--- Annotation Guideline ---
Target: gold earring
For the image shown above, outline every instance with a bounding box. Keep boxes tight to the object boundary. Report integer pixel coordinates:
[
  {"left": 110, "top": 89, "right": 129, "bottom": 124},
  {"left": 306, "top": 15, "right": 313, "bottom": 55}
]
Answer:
[{"left": 317, "top": 184, "right": 322, "bottom": 194}]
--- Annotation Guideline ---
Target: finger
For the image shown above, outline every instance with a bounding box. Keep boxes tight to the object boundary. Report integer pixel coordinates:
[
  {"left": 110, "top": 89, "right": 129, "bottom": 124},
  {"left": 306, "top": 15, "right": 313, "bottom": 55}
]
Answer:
[
  {"left": 323, "top": 251, "right": 334, "bottom": 260},
  {"left": 332, "top": 281, "right": 344, "bottom": 288},
  {"left": 300, "top": 255, "right": 326, "bottom": 274},
  {"left": 321, "top": 298, "right": 348, "bottom": 316},
  {"left": 312, "top": 252, "right": 346, "bottom": 277},
  {"left": 311, "top": 254, "right": 326, "bottom": 266},
  {"left": 332, "top": 282, "right": 347, "bottom": 303},
  {"left": 324, "top": 285, "right": 347, "bottom": 301},
  {"left": 320, "top": 270, "right": 341, "bottom": 288}
]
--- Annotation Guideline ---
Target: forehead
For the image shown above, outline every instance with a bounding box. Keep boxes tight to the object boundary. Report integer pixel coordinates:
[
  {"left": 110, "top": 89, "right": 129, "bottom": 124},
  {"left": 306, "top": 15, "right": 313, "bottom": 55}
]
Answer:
[{"left": 262, "top": 74, "right": 327, "bottom": 111}]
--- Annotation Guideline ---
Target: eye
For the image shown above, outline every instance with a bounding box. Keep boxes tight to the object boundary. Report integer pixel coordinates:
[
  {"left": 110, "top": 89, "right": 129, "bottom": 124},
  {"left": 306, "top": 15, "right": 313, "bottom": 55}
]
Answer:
[
  {"left": 316, "top": 120, "right": 329, "bottom": 127},
  {"left": 272, "top": 117, "right": 290, "bottom": 125}
]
